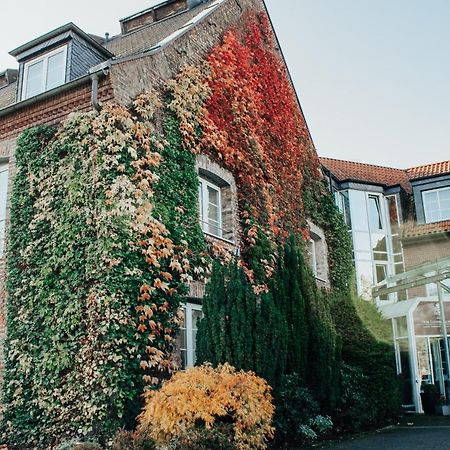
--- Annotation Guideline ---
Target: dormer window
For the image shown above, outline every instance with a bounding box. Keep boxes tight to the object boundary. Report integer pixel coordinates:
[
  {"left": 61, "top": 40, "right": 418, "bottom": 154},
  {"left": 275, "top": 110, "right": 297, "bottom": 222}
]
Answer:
[
  {"left": 423, "top": 187, "right": 450, "bottom": 223},
  {"left": 22, "top": 46, "right": 67, "bottom": 100}
]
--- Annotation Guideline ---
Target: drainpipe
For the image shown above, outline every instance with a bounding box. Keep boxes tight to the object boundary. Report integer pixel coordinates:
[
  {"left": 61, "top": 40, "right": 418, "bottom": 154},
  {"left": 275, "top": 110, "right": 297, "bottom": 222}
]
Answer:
[{"left": 89, "top": 60, "right": 111, "bottom": 112}]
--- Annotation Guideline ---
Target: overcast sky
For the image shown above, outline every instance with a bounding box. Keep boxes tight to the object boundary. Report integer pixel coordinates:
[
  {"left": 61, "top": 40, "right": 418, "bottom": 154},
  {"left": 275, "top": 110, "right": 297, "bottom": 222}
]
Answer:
[{"left": 1, "top": 1, "right": 449, "bottom": 168}]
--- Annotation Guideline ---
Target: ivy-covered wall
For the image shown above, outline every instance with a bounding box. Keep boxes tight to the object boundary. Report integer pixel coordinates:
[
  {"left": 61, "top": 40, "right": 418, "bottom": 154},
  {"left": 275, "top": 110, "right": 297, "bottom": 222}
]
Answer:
[{"left": 2, "top": 10, "right": 399, "bottom": 449}]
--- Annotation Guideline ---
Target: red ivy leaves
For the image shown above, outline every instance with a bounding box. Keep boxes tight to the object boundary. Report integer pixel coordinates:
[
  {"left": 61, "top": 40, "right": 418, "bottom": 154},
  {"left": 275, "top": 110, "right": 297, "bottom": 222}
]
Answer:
[{"left": 199, "top": 13, "right": 322, "bottom": 237}]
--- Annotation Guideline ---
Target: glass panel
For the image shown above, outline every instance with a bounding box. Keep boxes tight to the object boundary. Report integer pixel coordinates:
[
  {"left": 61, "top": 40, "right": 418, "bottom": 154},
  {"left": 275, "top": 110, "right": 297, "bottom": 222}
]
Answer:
[
  {"left": 371, "top": 233, "right": 387, "bottom": 252},
  {"left": 387, "top": 195, "right": 400, "bottom": 230},
  {"left": 368, "top": 195, "right": 383, "bottom": 230},
  {"left": 374, "top": 252, "right": 388, "bottom": 261},
  {"left": 417, "top": 338, "right": 433, "bottom": 385},
  {"left": 353, "top": 251, "right": 372, "bottom": 261},
  {"left": 25, "top": 60, "right": 44, "bottom": 98},
  {"left": 440, "top": 189, "right": 450, "bottom": 202},
  {"left": 398, "top": 338, "right": 413, "bottom": 405},
  {"left": 349, "top": 190, "right": 368, "bottom": 231},
  {"left": 46, "top": 50, "right": 65, "bottom": 90},
  {"left": 394, "top": 253, "right": 404, "bottom": 263},
  {"left": 208, "top": 204, "right": 219, "bottom": 222},
  {"left": 441, "top": 209, "right": 450, "bottom": 221},
  {"left": 375, "top": 264, "right": 387, "bottom": 284},
  {"left": 192, "top": 309, "right": 202, "bottom": 330},
  {"left": 207, "top": 185, "right": 219, "bottom": 206},
  {"left": 356, "top": 260, "right": 373, "bottom": 299},
  {"left": 198, "top": 181, "right": 204, "bottom": 226},
  {"left": 392, "top": 236, "right": 401, "bottom": 253},
  {"left": 396, "top": 317, "right": 408, "bottom": 338}
]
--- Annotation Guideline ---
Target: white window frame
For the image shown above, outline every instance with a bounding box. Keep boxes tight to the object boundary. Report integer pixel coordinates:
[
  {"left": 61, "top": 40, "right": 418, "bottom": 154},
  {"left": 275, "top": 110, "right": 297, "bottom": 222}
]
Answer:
[
  {"left": 179, "top": 302, "right": 202, "bottom": 369},
  {"left": 0, "top": 162, "right": 9, "bottom": 258},
  {"left": 367, "top": 193, "right": 384, "bottom": 231},
  {"left": 308, "top": 239, "right": 318, "bottom": 277},
  {"left": 22, "top": 45, "right": 68, "bottom": 100},
  {"left": 199, "top": 177, "right": 223, "bottom": 238},
  {"left": 422, "top": 187, "right": 450, "bottom": 224}
]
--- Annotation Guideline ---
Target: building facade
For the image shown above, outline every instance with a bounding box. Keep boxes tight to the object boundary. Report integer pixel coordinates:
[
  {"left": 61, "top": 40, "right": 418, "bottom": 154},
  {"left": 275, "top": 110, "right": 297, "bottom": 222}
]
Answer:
[{"left": 322, "top": 157, "right": 450, "bottom": 412}]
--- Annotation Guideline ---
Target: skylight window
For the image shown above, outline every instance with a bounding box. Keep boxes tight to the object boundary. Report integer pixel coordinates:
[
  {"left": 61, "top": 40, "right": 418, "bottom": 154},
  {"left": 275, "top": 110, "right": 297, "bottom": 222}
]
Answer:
[{"left": 22, "top": 46, "right": 67, "bottom": 100}]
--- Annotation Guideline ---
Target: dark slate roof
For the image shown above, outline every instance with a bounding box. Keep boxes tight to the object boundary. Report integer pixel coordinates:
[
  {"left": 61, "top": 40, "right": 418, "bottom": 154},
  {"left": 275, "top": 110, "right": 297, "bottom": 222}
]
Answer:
[
  {"left": 104, "top": 2, "right": 211, "bottom": 57},
  {"left": 0, "top": 82, "right": 17, "bottom": 110},
  {"left": 9, "top": 22, "right": 112, "bottom": 59}
]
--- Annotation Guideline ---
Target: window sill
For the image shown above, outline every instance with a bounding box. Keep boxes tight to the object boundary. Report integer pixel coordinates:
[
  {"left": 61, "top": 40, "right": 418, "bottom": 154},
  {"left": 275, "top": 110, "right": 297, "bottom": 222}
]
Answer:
[{"left": 203, "top": 230, "right": 236, "bottom": 246}]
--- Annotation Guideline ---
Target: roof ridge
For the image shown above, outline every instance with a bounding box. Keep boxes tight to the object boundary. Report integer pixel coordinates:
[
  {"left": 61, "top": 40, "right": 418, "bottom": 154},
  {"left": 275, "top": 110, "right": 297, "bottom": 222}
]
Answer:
[
  {"left": 406, "top": 159, "right": 450, "bottom": 172},
  {"left": 320, "top": 156, "right": 406, "bottom": 172}
]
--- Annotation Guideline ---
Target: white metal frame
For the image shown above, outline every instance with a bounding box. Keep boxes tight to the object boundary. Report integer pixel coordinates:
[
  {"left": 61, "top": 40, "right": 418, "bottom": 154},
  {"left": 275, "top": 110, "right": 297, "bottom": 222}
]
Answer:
[
  {"left": 422, "top": 186, "right": 450, "bottom": 224},
  {"left": 181, "top": 302, "right": 202, "bottom": 369},
  {"left": 199, "top": 176, "right": 223, "bottom": 238},
  {"left": 22, "top": 45, "right": 68, "bottom": 100}
]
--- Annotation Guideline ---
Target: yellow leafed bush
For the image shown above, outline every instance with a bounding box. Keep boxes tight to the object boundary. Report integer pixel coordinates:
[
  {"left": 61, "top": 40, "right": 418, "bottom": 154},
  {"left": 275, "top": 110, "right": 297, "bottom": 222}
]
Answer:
[{"left": 138, "top": 364, "right": 275, "bottom": 450}]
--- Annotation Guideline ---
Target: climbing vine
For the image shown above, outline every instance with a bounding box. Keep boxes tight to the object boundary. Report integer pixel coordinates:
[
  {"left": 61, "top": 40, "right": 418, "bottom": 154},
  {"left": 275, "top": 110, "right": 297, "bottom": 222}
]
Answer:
[{"left": 3, "top": 94, "right": 207, "bottom": 448}]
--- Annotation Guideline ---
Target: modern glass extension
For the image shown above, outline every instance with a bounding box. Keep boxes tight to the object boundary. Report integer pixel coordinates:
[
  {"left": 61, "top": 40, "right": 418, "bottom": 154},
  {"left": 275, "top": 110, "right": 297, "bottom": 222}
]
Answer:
[{"left": 335, "top": 189, "right": 405, "bottom": 302}]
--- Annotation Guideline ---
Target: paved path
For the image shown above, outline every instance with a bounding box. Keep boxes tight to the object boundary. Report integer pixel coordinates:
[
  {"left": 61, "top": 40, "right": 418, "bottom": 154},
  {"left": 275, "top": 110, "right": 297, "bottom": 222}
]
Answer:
[{"left": 313, "top": 425, "right": 450, "bottom": 450}]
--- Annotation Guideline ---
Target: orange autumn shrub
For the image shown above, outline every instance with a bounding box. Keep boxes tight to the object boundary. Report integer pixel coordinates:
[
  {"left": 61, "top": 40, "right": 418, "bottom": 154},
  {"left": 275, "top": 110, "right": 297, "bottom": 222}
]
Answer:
[{"left": 138, "top": 364, "right": 275, "bottom": 450}]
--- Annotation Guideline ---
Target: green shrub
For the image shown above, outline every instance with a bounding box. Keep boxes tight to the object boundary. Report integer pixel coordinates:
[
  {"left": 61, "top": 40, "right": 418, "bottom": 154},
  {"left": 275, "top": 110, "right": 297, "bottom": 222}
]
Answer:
[
  {"left": 332, "top": 294, "right": 401, "bottom": 426},
  {"left": 335, "top": 363, "right": 373, "bottom": 431},
  {"left": 273, "top": 374, "right": 333, "bottom": 446}
]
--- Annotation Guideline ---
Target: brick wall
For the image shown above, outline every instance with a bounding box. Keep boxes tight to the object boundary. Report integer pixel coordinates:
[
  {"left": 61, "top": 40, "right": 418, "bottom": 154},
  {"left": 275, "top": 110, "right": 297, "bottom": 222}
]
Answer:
[
  {"left": 109, "top": 0, "right": 275, "bottom": 107},
  {"left": 402, "top": 234, "right": 450, "bottom": 297}
]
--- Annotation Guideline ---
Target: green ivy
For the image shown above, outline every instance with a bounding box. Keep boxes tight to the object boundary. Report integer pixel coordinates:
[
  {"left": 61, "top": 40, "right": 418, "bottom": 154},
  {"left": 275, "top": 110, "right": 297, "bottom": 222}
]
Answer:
[{"left": 3, "top": 105, "right": 207, "bottom": 448}]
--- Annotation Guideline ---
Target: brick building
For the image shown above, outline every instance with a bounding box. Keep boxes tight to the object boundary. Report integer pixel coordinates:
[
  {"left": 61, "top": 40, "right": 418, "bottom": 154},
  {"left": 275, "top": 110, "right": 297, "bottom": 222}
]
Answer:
[
  {"left": 322, "top": 156, "right": 450, "bottom": 412},
  {"left": 0, "top": 0, "right": 330, "bottom": 406}
]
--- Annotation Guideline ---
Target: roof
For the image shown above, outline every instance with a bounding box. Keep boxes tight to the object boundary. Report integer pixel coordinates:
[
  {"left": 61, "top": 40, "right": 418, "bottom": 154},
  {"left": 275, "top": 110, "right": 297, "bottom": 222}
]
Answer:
[
  {"left": 402, "top": 219, "right": 450, "bottom": 239},
  {"left": 9, "top": 23, "right": 112, "bottom": 59},
  {"left": 0, "top": 82, "right": 17, "bottom": 110},
  {"left": 105, "top": 2, "right": 211, "bottom": 57},
  {"left": 407, "top": 160, "right": 450, "bottom": 180},
  {"left": 320, "top": 157, "right": 411, "bottom": 193}
]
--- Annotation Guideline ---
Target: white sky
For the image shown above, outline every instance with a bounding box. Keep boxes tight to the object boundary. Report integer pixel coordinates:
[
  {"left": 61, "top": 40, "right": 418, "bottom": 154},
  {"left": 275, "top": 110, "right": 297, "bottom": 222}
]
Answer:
[{"left": 1, "top": 1, "right": 449, "bottom": 168}]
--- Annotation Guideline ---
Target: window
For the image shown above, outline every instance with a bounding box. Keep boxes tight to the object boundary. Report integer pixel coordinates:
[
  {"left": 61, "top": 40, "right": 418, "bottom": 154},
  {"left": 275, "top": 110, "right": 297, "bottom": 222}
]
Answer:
[
  {"left": 335, "top": 190, "right": 352, "bottom": 228},
  {"left": 423, "top": 187, "right": 450, "bottom": 223},
  {"left": 368, "top": 195, "right": 383, "bottom": 230},
  {"left": 0, "top": 162, "right": 8, "bottom": 257},
  {"left": 22, "top": 46, "right": 67, "bottom": 100},
  {"left": 178, "top": 303, "right": 202, "bottom": 369},
  {"left": 199, "top": 177, "right": 222, "bottom": 238},
  {"left": 308, "top": 239, "right": 317, "bottom": 276}
]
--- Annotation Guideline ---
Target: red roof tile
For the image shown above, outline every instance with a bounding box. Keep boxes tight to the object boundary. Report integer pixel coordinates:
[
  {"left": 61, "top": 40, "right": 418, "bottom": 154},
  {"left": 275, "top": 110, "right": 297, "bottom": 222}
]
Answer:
[
  {"left": 320, "top": 157, "right": 411, "bottom": 193},
  {"left": 401, "top": 220, "right": 450, "bottom": 239},
  {"left": 407, "top": 160, "right": 450, "bottom": 180}
]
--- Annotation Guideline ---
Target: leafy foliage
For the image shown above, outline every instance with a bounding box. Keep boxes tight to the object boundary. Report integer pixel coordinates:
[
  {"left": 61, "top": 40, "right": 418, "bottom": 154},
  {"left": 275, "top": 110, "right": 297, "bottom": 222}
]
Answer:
[
  {"left": 3, "top": 96, "right": 206, "bottom": 447},
  {"left": 273, "top": 374, "right": 333, "bottom": 446},
  {"left": 332, "top": 292, "right": 401, "bottom": 427},
  {"left": 138, "top": 364, "right": 275, "bottom": 450},
  {"left": 197, "top": 260, "right": 288, "bottom": 387}
]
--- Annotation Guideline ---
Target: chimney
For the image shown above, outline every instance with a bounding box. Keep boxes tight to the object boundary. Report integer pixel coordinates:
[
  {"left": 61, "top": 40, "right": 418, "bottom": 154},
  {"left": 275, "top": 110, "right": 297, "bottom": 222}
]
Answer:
[
  {"left": 0, "top": 69, "right": 18, "bottom": 88},
  {"left": 120, "top": 0, "right": 208, "bottom": 35}
]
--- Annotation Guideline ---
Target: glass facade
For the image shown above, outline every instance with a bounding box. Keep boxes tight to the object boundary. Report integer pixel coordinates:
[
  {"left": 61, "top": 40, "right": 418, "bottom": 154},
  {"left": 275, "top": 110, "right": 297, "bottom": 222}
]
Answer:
[{"left": 335, "top": 188, "right": 405, "bottom": 301}]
